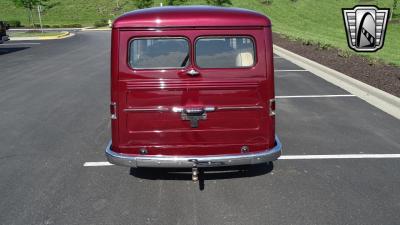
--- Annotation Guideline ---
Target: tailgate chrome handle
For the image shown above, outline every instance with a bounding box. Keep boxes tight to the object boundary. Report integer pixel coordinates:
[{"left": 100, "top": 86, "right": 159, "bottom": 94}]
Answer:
[
  {"left": 172, "top": 106, "right": 215, "bottom": 113},
  {"left": 184, "top": 108, "right": 205, "bottom": 114},
  {"left": 204, "top": 106, "right": 216, "bottom": 112},
  {"left": 178, "top": 106, "right": 215, "bottom": 128},
  {"left": 185, "top": 107, "right": 216, "bottom": 114},
  {"left": 186, "top": 69, "right": 200, "bottom": 76}
]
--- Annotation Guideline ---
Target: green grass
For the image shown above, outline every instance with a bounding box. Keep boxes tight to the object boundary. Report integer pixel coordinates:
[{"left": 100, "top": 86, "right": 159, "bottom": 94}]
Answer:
[
  {"left": 0, "top": 0, "right": 399, "bottom": 65},
  {"left": 234, "top": 0, "right": 400, "bottom": 66},
  {"left": 8, "top": 31, "right": 65, "bottom": 37},
  {"left": 232, "top": 0, "right": 400, "bottom": 66}
]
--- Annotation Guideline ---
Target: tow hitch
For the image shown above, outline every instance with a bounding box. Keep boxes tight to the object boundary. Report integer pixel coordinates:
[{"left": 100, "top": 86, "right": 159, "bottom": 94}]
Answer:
[
  {"left": 192, "top": 166, "right": 199, "bottom": 182},
  {"left": 189, "top": 159, "right": 225, "bottom": 182},
  {"left": 190, "top": 159, "right": 199, "bottom": 182}
]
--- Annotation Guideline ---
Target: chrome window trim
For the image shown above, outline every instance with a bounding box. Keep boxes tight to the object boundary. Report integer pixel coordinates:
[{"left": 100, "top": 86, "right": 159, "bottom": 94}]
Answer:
[
  {"left": 194, "top": 35, "right": 257, "bottom": 69},
  {"left": 127, "top": 36, "right": 191, "bottom": 70}
]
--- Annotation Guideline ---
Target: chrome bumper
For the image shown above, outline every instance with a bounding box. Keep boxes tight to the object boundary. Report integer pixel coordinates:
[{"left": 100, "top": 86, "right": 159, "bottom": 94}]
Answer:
[{"left": 105, "top": 136, "right": 282, "bottom": 168}]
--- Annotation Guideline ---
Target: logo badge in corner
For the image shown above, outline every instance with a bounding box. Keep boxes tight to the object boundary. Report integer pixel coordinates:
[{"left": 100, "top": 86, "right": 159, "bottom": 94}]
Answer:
[{"left": 342, "top": 5, "right": 390, "bottom": 52}]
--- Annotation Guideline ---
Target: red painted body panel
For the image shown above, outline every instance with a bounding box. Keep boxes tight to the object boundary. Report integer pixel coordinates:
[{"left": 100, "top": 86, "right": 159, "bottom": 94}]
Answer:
[{"left": 110, "top": 6, "right": 275, "bottom": 157}]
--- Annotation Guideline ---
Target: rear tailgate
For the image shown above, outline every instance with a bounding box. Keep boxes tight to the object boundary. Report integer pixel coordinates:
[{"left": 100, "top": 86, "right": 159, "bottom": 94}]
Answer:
[{"left": 114, "top": 28, "right": 275, "bottom": 156}]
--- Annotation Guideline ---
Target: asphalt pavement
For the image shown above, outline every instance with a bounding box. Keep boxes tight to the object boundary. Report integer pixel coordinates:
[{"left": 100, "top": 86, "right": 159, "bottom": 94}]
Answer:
[{"left": 1, "top": 31, "right": 399, "bottom": 225}]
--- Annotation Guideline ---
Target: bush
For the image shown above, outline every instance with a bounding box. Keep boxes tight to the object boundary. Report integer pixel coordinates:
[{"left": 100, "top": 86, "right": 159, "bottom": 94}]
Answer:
[
  {"left": 93, "top": 19, "right": 108, "bottom": 27},
  {"left": 33, "top": 23, "right": 50, "bottom": 28},
  {"left": 260, "top": 0, "right": 273, "bottom": 5},
  {"left": 301, "top": 39, "right": 315, "bottom": 46},
  {"left": 206, "top": 0, "right": 232, "bottom": 6},
  {"left": 52, "top": 25, "right": 60, "bottom": 28},
  {"left": 167, "top": 0, "right": 187, "bottom": 5},
  {"left": 135, "top": 0, "right": 154, "bottom": 9},
  {"left": 317, "top": 42, "right": 332, "bottom": 50},
  {"left": 6, "top": 20, "right": 21, "bottom": 28},
  {"left": 60, "top": 24, "right": 82, "bottom": 28},
  {"left": 338, "top": 49, "right": 352, "bottom": 58},
  {"left": 367, "top": 58, "right": 381, "bottom": 66}
]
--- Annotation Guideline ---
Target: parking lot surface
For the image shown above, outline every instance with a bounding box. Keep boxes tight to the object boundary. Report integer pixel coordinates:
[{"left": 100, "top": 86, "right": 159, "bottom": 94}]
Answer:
[{"left": 1, "top": 31, "right": 400, "bottom": 225}]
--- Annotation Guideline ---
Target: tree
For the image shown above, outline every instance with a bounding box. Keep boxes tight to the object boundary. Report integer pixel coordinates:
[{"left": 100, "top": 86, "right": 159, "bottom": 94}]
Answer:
[
  {"left": 114, "top": 0, "right": 128, "bottom": 11},
  {"left": 167, "top": 0, "right": 187, "bottom": 6},
  {"left": 39, "top": 1, "right": 60, "bottom": 14},
  {"left": 260, "top": 0, "right": 273, "bottom": 5},
  {"left": 134, "top": 0, "right": 153, "bottom": 9},
  {"left": 206, "top": 0, "right": 232, "bottom": 6},
  {"left": 391, "top": 0, "right": 398, "bottom": 20},
  {"left": 11, "top": 0, "right": 57, "bottom": 27},
  {"left": 112, "top": 0, "right": 128, "bottom": 15},
  {"left": 11, "top": 0, "right": 40, "bottom": 27}
]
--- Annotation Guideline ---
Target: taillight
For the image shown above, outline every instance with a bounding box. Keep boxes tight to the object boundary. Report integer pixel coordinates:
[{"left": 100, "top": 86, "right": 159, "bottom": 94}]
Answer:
[
  {"left": 269, "top": 98, "right": 275, "bottom": 116},
  {"left": 110, "top": 102, "right": 117, "bottom": 119}
]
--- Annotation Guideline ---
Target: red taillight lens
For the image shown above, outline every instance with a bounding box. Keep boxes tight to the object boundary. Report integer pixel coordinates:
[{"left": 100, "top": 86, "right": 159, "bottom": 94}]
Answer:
[
  {"left": 110, "top": 102, "right": 117, "bottom": 119},
  {"left": 269, "top": 99, "right": 275, "bottom": 116}
]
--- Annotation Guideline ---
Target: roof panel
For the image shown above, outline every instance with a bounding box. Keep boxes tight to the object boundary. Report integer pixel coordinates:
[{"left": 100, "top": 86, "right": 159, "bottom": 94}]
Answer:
[{"left": 113, "top": 6, "right": 270, "bottom": 28}]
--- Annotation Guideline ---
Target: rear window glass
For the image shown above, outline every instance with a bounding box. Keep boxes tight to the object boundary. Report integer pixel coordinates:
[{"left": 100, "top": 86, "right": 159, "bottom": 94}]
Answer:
[
  {"left": 129, "top": 38, "right": 189, "bottom": 69},
  {"left": 195, "top": 37, "right": 255, "bottom": 68}
]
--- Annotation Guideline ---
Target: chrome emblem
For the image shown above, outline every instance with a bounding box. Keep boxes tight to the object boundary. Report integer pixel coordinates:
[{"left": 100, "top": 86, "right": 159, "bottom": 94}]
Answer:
[{"left": 342, "top": 5, "right": 390, "bottom": 52}]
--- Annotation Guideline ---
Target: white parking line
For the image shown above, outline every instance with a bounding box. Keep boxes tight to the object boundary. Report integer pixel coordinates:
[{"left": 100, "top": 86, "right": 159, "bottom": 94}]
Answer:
[
  {"left": 276, "top": 94, "right": 356, "bottom": 99},
  {"left": 1, "top": 42, "right": 41, "bottom": 45},
  {"left": 275, "top": 69, "right": 308, "bottom": 72},
  {"left": 84, "top": 153, "right": 400, "bottom": 167},
  {"left": 84, "top": 162, "right": 113, "bottom": 167}
]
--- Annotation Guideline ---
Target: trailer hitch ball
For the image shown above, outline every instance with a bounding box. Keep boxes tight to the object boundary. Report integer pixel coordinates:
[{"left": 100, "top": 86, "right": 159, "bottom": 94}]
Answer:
[
  {"left": 189, "top": 159, "right": 199, "bottom": 182},
  {"left": 192, "top": 167, "right": 199, "bottom": 182}
]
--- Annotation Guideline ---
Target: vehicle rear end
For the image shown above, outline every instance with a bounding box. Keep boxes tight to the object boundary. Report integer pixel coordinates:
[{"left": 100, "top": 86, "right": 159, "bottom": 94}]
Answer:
[
  {"left": 0, "top": 21, "right": 10, "bottom": 44},
  {"left": 106, "top": 6, "right": 281, "bottom": 168}
]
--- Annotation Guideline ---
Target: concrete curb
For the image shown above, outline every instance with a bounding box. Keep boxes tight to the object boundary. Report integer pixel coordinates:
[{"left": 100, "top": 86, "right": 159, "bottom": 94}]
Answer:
[
  {"left": 10, "top": 28, "right": 81, "bottom": 32},
  {"left": 9, "top": 31, "right": 73, "bottom": 41},
  {"left": 273, "top": 44, "right": 400, "bottom": 120},
  {"left": 81, "top": 28, "right": 111, "bottom": 31}
]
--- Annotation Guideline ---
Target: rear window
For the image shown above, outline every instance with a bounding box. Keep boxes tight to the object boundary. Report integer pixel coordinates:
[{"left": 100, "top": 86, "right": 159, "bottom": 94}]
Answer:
[
  {"left": 195, "top": 37, "right": 255, "bottom": 68},
  {"left": 129, "top": 38, "right": 189, "bottom": 69}
]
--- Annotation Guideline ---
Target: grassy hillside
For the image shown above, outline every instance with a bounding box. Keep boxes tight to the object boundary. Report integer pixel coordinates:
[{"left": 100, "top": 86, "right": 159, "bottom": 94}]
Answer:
[
  {"left": 238, "top": 0, "right": 397, "bottom": 45},
  {"left": 234, "top": 0, "right": 400, "bottom": 66},
  {"left": 0, "top": 0, "right": 399, "bottom": 65}
]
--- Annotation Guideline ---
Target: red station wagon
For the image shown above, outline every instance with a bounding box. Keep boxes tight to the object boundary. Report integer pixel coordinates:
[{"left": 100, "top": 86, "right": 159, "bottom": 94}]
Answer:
[{"left": 106, "top": 6, "right": 282, "bottom": 178}]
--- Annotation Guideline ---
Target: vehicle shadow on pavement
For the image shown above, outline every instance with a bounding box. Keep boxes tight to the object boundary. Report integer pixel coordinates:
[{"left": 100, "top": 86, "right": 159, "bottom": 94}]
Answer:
[
  {"left": 0, "top": 47, "right": 30, "bottom": 55},
  {"left": 129, "top": 163, "right": 274, "bottom": 190}
]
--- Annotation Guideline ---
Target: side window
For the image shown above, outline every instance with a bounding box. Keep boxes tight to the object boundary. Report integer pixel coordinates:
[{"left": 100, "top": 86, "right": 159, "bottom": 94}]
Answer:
[
  {"left": 195, "top": 37, "right": 256, "bottom": 68},
  {"left": 129, "top": 38, "right": 189, "bottom": 69}
]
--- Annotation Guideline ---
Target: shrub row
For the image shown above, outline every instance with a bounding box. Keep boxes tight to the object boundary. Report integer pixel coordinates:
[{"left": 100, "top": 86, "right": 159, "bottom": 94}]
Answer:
[
  {"left": 4, "top": 21, "right": 82, "bottom": 28},
  {"left": 5, "top": 19, "right": 113, "bottom": 28},
  {"left": 5, "top": 20, "right": 22, "bottom": 27},
  {"left": 33, "top": 24, "right": 83, "bottom": 28},
  {"left": 93, "top": 19, "right": 109, "bottom": 28}
]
